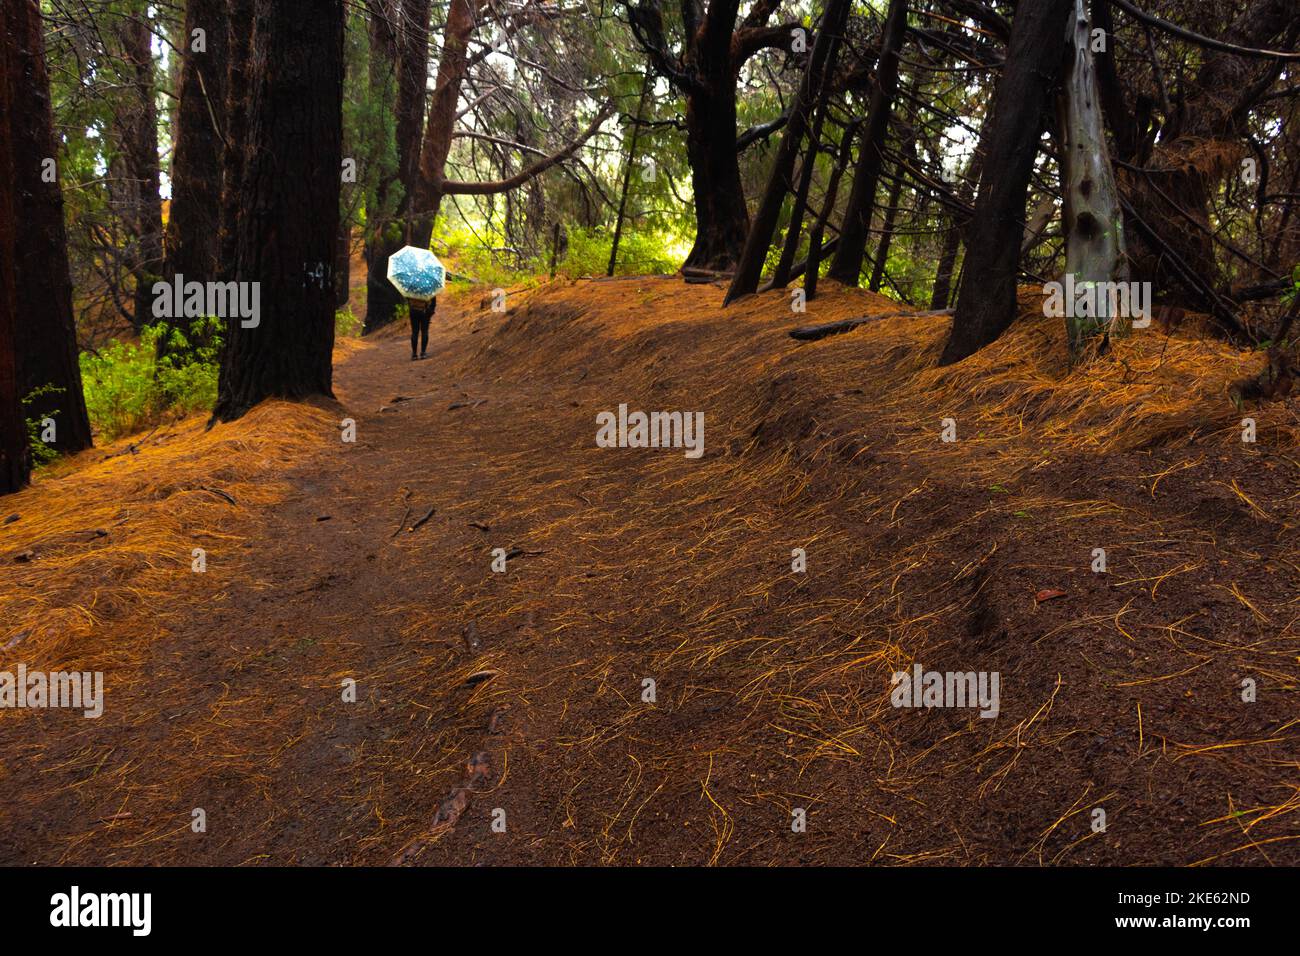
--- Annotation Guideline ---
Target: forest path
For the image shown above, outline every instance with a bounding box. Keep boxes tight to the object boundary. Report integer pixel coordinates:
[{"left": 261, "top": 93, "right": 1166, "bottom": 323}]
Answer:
[{"left": 5, "top": 281, "right": 854, "bottom": 866}]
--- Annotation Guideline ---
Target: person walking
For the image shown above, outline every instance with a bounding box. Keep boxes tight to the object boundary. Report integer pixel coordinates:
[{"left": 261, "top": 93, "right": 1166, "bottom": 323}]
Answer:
[{"left": 407, "top": 296, "right": 436, "bottom": 360}]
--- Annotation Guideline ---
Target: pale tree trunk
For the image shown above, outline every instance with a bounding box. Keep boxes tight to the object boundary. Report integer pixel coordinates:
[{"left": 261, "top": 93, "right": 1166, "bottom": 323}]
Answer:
[{"left": 1057, "top": 0, "right": 1127, "bottom": 359}]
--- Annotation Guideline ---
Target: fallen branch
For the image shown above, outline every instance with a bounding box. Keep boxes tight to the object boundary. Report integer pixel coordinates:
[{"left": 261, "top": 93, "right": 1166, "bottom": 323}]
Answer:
[
  {"left": 682, "top": 266, "right": 735, "bottom": 282},
  {"left": 790, "top": 308, "right": 954, "bottom": 341},
  {"left": 387, "top": 751, "right": 492, "bottom": 865},
  {"left": 504, "top": 546, "right": 546, "bottom": 561},
  {"left": 198, "top": 487, "right": 237, "bottom": 505},
  {"left": 408, "top": 506, "right": 436, "bottom": 533}
]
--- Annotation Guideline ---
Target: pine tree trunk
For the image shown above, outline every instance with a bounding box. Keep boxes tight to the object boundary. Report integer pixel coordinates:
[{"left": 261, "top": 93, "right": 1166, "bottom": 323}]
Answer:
[
  {"left": 608, "top": 74, "right": 651, "bottom": 277},
  {"left": 804, "top": 118, "right": 859, "bottom": 301},
  {"left": 929, "top": 220, "right": 962, "bottom": 310},
  {"left": 120, "top": 6, "right": 164, "bottom": 333},
  {"left": 410, "top": 0, "right": 477, "bottom": 249},
  {"left": 681, "top": 82, "right": 751, "bottom": 272},
  {"left": 7, "top": 0, "right": 93, "bottom": 455},
  {"left": 868, "top": 139, "right": 912, "bottom": 293},
  {"left": 166, "top": 0, "right": 229, "bottom": 294},
  {"left": 826, "top": 0, "right": 909, "bottom": 286},
  {"left": 362, "top": 0, "right": 404, "bottom": 333},
  {"left": 929, "top": 148, "right": 984, "bottom": 311},
  {"left": 394, "top": 0, "right": 431, "bottom": 209},
  {"left": 929, "top": 74, "right": 987, "bottom": 311},
  {"left": 939, "top": 0, "right": 1074, "bottom": 365},
  {"left": 725, "top": 0, "right": 851, "bottom": 301},
  {"left": 363, "top": 0, "right": 430, "bottom": 333},
  {"left": 771, "top": 12, "right": 847, "bottom": 293},
  {"left": 218, "top": 0, "right": 255, "bottom": 283},
  {"left": 212, "top": 0, "right": 346, "bottom": 422},
  {"left": 0, "top": 23, "right": 30, "bottom": 494}
]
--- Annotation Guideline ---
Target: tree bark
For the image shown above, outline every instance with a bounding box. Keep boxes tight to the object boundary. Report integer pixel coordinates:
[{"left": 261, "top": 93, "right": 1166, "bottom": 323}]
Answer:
[
  {"left": 212, "top": 0, "right": 346, "bottom": 422},
  {"left": 119, "top": 6, "right": 164, "bottom": 333},
  {"left": 1123, "top": 0, "right": 1296, "bottom": 298},
  {"left": 7, "top": 0, "right": 93, "bottom": 455},
  {"left": 929, "top": 146, "right": 983, "bottom": 310},
  {"left": 771, "top": 13, "right": 851, "bottom": 293},
  {"left": 166, "top": 0, "right": 229, "bottom": 294},
  {"left": 826, "top": 0, "right": 909, "bottom": 285},
  {"left": 218, "top": 0, "right": 255, "bottom": 283},
  {"left": 681, "top": 76, "right": 751, "bottom": 271},
  {"left": 940, "top": 0, "right": 1074, "bottom": 365},
  {"left": 1058, "top": 0, "right": 1126, "bottom": 358},
  {"left": 362, "top": 0, "right": 400, "bottom": 333},
  {"left": 0, "top": 19, "right": 30, "bottom": 494},
  {"left": 394, "top": 0, "right": 431, "bottom": 209},
  {"left": 410, "top": 0, "right": 478, "bottom": 248},
  {"left": 725, "top": 0, "right": 851, "bottom": 301},
  {"left": 804, "top": 119, "right": 859, "bottom": 300},
  {"left": 868, "top": 134, "right": 914, "bottom": 293}
]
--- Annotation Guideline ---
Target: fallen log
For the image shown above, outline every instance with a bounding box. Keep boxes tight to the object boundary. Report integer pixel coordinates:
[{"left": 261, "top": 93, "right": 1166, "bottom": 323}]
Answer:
[
  {"left": 682, "top": 266, "right": 735, "bottom": 285},
  {"left": 789, "top": 308, "right": 954, "bottom": 342}
]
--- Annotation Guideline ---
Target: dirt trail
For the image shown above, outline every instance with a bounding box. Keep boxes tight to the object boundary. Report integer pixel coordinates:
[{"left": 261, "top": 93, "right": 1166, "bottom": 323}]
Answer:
[{"left": 2, "top": 277, "right": 1299, "bottom": 866}]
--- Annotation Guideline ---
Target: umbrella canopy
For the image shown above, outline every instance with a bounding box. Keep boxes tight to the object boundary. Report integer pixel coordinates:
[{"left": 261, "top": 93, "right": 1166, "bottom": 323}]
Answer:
[{"left": 387, "top": 246, "right": 446, "bottom": 301}]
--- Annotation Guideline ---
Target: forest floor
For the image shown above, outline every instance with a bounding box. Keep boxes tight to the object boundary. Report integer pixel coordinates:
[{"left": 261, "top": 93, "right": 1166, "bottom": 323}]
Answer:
[{"left": 2, "top": 275, "right": 1300, "bottom": 866}]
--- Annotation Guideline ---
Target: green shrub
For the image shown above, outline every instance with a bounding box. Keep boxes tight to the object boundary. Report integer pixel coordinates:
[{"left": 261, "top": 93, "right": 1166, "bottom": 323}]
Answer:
[
  {"left": 335, "top": 305, "right": 363, "bottom": 337},
  {"left": 79, "top": 319, "right": 222, "bottom": 441},
  {"left": 23, "top": 384, "right": 63, "bottom": 467},
  {"left": 561, "top": 227, "right": 680, "bottom": 277},
  {"left": 432, "top": 220, "right": 684, "bottom": 285}
]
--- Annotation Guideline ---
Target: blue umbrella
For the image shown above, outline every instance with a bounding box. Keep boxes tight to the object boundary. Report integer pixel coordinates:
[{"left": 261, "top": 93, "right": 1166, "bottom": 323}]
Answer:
[{"left": 387, "top": 246, "right": 446, "bottom": 301}]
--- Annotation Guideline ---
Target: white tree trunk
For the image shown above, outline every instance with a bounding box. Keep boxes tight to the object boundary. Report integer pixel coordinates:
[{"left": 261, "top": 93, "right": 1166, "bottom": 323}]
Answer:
[{"left": 1058, "top": 0, "right": 1128, "bottom": 359}]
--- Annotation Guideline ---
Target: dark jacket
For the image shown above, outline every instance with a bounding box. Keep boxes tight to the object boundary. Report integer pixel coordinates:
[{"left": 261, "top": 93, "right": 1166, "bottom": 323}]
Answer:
[{"left": 409, "top": 298, "right": 437, "bottom": 323}]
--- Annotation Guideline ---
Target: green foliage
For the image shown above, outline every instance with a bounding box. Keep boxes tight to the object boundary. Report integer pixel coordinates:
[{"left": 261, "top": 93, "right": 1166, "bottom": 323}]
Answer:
[
  {"left": 435, "top": 218, "right": 681, "bottom": 285},
  {"left": 434, "top": 222, "right": 532, "bottom": 288},
  {"left": 347, "top": 5, "right": 401, "bottom": 245},
  {"left": 23, "top": 385, "right": 64, "bottom": 468},
  {"left": 336, "top": 306, "right": 363, "bottom": 338},
  {"left": 562, "top": 228, "right": 681, "bottom": 277},
  {"left": 79, "top": 320, "right": 222, "bottom": 441}
]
